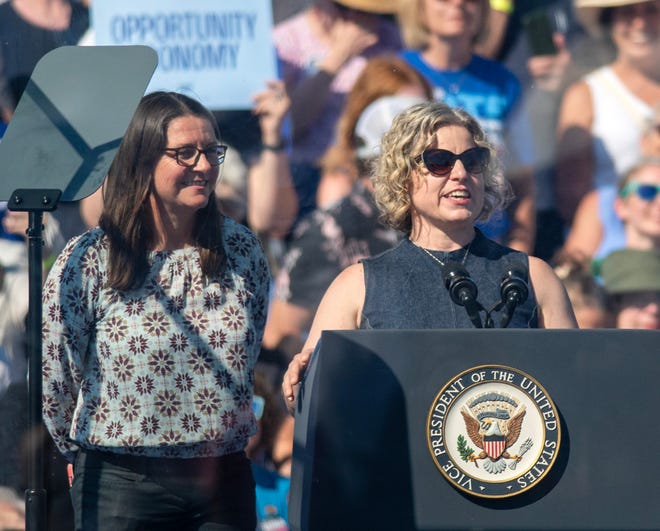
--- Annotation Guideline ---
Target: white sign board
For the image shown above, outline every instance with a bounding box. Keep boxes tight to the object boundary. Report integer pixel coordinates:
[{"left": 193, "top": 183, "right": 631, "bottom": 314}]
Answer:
[{"left": 92, "top": 0, "right": 277, "bottom": 110}]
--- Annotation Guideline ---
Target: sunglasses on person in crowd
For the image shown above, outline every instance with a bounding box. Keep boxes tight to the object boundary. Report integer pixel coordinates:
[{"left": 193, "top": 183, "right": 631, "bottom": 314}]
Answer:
[
  {"left": 415, "top": 146, "right": 490, "bottom": 177},
  {"left": 620, "top": 182, "right": 660, "bottom": 201},
  {"left": 163, "top": 144, "right": 227, "bottom": 168}
]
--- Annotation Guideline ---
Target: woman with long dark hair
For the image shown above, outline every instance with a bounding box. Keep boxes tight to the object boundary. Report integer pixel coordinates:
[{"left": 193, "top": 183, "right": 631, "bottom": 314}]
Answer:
[{"left": 42, "top": 91, "right": 270, "bottom": 530}]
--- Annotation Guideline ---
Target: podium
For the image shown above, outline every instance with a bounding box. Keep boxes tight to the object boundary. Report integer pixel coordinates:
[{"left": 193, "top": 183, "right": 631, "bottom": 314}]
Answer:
[{"left": 289, "top": 329, "right": 660, "bottom": 530}]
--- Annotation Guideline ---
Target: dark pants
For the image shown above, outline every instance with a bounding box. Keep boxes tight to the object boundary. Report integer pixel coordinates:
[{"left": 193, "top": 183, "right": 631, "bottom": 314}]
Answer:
[{"left": 70, "top": 450, "right": 256, "bottom": 531}]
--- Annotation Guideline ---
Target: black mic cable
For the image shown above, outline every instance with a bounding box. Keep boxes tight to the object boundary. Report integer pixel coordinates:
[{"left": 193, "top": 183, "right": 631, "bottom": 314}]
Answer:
[
  {"left": 498, "top": 262, "right": 530, "bottom": 328},
  {"left": 442, "top": 261, "right": 484, "bottom": 328}
]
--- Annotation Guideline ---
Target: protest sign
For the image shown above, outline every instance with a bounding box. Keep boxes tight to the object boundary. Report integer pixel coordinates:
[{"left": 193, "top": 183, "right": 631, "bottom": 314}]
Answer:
[{"left": 92, "top": 0, "right": 277, "bottom": 110}]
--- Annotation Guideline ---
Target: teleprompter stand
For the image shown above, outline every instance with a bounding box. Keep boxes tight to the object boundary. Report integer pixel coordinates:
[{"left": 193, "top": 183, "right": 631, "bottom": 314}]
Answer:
[
  {"left": 8, "top": 189, "right": 61, "bottom": 530},
  {"left": 289, "top": 329, "right": 660, "bottom": 530},
  {"left": 0, "top": 45, "right": 157, "bottom": 531}
]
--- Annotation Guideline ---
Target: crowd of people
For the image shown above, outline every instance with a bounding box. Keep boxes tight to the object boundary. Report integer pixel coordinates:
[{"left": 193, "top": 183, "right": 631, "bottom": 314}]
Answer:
[{"left": 0, "top": 0, "right": 658, "bottom": 529}]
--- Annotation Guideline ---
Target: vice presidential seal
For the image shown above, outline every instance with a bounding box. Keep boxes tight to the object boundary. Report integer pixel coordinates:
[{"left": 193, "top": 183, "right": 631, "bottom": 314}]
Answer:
[{"left": 426, "top": 365, "right": 560, "bottom": 498}]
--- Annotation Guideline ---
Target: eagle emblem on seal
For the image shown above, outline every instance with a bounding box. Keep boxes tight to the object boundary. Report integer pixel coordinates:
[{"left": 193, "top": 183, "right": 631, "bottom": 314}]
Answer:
[{"left": 460, "top": 391, "right": 531, "bottom": 474}]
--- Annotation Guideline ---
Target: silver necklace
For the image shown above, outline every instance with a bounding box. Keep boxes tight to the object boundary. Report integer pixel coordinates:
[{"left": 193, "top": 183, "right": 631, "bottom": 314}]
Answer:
[{"left": 414, "top": 239, "right": 473, "bottom": 268}]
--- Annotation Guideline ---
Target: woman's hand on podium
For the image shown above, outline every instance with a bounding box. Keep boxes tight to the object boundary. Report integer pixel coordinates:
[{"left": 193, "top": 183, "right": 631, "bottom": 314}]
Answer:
[{"left": 282, "top": 347, "right": 314, "bottom": 414}]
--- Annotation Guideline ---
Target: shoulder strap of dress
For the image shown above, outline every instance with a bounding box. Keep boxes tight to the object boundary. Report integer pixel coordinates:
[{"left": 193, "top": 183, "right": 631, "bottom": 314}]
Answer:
[{"left": 590, "top": 66, "right": 650, "bottom": 129}]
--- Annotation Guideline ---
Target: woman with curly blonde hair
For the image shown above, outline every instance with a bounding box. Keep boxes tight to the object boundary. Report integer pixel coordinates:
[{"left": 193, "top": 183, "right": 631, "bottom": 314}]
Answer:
[
  {"left": 283, "top": 101, "right": 576, "bottom": 405},
  {"left": 372, "top": 101, "right": 511, "bottom": 235}
]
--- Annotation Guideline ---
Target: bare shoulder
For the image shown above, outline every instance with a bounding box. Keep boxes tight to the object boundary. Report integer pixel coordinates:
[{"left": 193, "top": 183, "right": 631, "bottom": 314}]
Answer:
[
  {"left": 528, "top": 256, "right": 557, "bottom": 290},
  {"left": 558, "top": 80, "right": 593, "bottom": 126},
  {"left": 334, "top": 261, "right": 365, "bottom": 285},
  {"left": 528, "top": 256, "right": 578, "bottom": 329},
  {"left": 322, "top": 262, "right": 365, "bottom": 312},
  {"left": 302, "top": 262, "right": 365, "bottom": 351}
]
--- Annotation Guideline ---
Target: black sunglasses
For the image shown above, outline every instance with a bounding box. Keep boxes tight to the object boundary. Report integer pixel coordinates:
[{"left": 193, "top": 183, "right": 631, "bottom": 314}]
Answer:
[
  {"left": 620, "top": 182, "right": 660, "bottom": 201},
  {"left": 163, "top": 144, "right": 227, "bottom": 168},
  {"left": 415, "top": 147, "right": 490, "bottom": 177}
]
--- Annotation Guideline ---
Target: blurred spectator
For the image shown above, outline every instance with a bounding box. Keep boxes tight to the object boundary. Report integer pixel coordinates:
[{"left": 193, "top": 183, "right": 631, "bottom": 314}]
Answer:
[
  {"left": 0, "top": 231, "right": 28, "bottom": 498},
  {"left": 555, "top": 0, "right": 659, "bottom": 224},
  {"left": 398, "top": 0, "right": 537, "bottom": 253},
  {"left": 473, "top": 0, "right": 614, "bottom": 260},
  {"left": 214, "top": 145, "right": 250, "bottom": 225},
  {"left": 474, "top": 0, "right": 515, "bottom": 59},
  {"left": 247, "top": 368, "right": 293, "bottom": 530},
  {"left": 640, "top": 102, "right": 660, "bottom": 157},
  {"left": 262, "top": 59, "right": 428, "bottom": 357},
  {"left": 273, "top": 0, "right": 402, "bottom": 219},
  {"left": 552, "top": 257, "right": 613, "bottom": 327},
  {"left": 317, "top": 54, "right": 433, "bottom": 208},
  {"left": 559, "top": 103, "right": 660, "bottom": 266},
  {"left": 0, "top": 236, "right": 28, "bottom": 400},
  {"left": 523, "top": 32, "right": 575, "bottom": 259},
  {"left": 0, "top": 202, "right": 65, "bottom": 399},
  {"left": 248, "top": 80, "right": 299, "bottom": 238},
  {"left": 561, "top": 157, "right": 660, "bottom": 272},
  {"left": 0, "top": 486, "right": 24, "bottom": 530},
  {"left": 0, "top": 0, "right": 89, "bottom": 123},
  {"left": 601, "top": 248, "right": 660, "bottom": 329}
]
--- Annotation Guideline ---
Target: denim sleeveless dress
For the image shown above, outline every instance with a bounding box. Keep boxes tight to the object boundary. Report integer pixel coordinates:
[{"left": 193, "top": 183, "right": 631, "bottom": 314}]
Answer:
[{"left": 360, "top": 230, "right": 539, "bottom": 329}]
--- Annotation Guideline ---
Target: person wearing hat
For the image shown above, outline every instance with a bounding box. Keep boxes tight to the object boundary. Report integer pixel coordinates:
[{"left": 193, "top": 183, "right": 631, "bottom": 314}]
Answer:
[
  {"left": 602, "top": 248, "right": 660, "bottom": 329},
  {"left": 272, "top": 0, "right": 402, "bottom": 221},
  {"left": 555, "top": 0, "right": 660, "bottom": 224}
]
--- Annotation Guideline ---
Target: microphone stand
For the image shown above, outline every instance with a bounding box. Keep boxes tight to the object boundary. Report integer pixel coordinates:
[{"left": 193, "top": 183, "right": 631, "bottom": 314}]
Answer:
[
  {"left": 442, "top": 261, "right": 485, "bottom": 328},
  {"left": 484, "top": 266, "right": 530, "bottom": 328},
  {"left": 9, "top": 188, "right": 61, "bottom": 531}
]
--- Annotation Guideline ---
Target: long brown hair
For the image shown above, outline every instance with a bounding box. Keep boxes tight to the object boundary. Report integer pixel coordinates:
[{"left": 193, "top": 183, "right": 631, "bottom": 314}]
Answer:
[{"left": 99, "top": 91, "right": 226, "bottom": 291}]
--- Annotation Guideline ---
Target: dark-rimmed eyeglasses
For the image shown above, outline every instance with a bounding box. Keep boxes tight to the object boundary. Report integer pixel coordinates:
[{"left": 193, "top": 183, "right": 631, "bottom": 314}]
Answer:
[
  {"left": 163, "top": 144, "right": 227, "bottom": 168},
  {"left": 620, "top": 182, "right": 660, "bottom": 201},
  {"left": 415, "top": 147, "right": 490, "bottom": 177}
]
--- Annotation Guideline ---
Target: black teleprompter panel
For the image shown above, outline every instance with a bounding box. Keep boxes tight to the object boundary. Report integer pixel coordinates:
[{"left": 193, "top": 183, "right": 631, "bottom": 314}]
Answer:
[{"left": 0, "top": 45, "right": 157, "bottom": 202}]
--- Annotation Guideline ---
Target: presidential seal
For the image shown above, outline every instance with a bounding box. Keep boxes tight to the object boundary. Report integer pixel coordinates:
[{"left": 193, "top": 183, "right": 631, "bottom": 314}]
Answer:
[{"left": 427, "top": 365, "right": 560, "bottom": 498}]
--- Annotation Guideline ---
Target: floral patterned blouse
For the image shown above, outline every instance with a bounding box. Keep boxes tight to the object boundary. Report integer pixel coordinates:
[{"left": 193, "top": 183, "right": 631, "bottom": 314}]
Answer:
[{"left": 42, "top": 218, "right": 270, "bottom": 461}]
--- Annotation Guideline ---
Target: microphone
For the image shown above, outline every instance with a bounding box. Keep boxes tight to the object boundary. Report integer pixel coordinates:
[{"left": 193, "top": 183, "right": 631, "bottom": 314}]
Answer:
[
  {"left": 499, "top": 262, "right": 529, "bottom": 328},
  {"left": 442, "top": 261, "right": 483, "bottom": 328}
]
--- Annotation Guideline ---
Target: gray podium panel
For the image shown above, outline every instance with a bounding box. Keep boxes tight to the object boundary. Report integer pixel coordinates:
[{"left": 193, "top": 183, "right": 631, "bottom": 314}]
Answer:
[{"left": 289, "top": 329, "right": 660, "bottom": 530}]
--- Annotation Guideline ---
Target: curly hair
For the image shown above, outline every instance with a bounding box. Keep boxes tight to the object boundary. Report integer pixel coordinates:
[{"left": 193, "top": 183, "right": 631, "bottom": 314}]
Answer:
[{"left": 372, "top": 101, "right": 512, "bottom": 234}]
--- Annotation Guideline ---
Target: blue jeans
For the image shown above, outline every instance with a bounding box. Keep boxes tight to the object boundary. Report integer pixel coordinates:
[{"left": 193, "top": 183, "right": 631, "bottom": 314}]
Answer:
[{"left": 70, "top": 450, "right": 256, "bottom": 531}]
